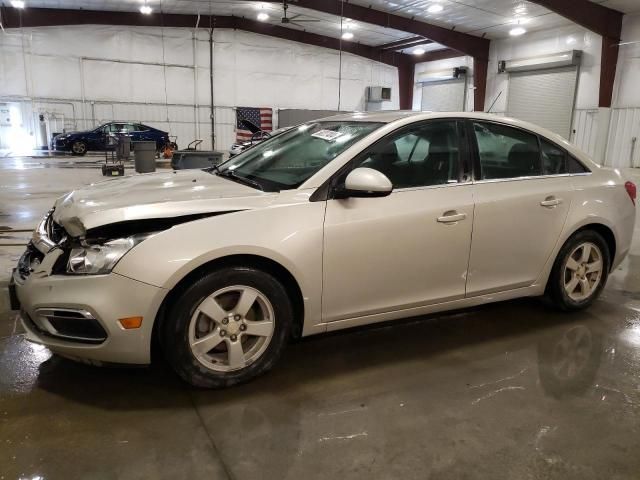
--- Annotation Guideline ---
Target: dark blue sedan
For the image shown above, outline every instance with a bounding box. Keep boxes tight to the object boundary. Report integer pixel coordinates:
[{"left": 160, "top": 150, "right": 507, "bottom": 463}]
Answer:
[{"left": 53, "top": 122, "right": 170, "bottom": 156}]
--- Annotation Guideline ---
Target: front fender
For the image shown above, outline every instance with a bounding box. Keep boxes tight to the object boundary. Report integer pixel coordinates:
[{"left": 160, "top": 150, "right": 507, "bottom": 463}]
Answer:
[{"left": 113, "top": 198, "right": 326, "bottom": 329}]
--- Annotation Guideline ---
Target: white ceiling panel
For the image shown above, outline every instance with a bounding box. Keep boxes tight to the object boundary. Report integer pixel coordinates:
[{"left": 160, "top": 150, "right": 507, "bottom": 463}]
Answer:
[
  {"left": 16, "top": 0, "right": 419, "bottom": 45},
  {"left": 347, "top": 0, "right": 577, "bottom": 38},
  {"left": 591, "top": 0, "right": 640, "bottom": 14},
  {"left": 10, "top": 0, "right": 634, "bottom": 48}
]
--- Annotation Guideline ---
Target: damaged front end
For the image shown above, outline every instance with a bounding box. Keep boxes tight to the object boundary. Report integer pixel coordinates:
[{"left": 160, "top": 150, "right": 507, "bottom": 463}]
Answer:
[{"left": 22, "top": 209, "right": 228, "bottom": 279}]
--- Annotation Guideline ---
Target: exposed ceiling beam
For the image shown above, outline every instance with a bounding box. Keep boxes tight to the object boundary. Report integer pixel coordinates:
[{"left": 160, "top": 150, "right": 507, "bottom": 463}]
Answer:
[
  {"left": 528, "top": 0, "right": 623, "bottom": 108},
  {"left": 527, "top": 0, "right": 623, "bottom": 39},
  {"left": 266, "top": 0, "right": 490, "bottom": 60},
  {"left": 378, "top": 36, "right": 432, "bottom": 51},
  {"left": 411, "top": 47, "right": 463, "bottom": 64},
  {"left": 266, "top": 0, "right": 489, "bottom": 110},
  {"left": 0, "top": 7, "right": 409, "bottom": 67}
]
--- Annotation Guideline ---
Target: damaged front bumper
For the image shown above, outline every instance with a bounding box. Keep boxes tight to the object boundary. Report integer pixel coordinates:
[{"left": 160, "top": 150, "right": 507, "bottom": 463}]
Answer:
[{"left": 10, "top": 211, "right": 167, "bottom": 365}]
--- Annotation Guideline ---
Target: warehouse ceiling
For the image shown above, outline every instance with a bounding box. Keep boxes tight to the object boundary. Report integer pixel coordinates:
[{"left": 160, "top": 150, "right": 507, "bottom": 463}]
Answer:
[{"left": 4, "top": 0, "right": 637, "bottom": 51}]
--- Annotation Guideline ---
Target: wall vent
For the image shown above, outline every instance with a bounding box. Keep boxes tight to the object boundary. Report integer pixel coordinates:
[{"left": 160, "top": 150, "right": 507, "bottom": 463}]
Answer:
[{"left": 366, "top": 86, "right": 392, "bottom": 103}]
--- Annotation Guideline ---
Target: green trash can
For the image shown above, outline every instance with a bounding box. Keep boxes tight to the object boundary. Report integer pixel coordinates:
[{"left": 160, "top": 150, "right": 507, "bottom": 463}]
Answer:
[{"left": 133, "top": 141, "right": 157, "bottom": 173}]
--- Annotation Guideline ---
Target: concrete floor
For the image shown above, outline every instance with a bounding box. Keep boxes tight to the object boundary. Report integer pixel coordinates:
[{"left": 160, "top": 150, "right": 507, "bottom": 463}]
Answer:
[{"left": 1, "top": 157, "right": 640, "bottom": 479}]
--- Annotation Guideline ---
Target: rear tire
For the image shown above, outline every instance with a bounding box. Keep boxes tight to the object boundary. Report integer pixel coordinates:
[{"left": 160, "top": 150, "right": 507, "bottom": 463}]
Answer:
[
  {"left": 546, "top": 230, "right": 610, "bottom": 311},
  {"left": 162, "top": 266, "right": 293, "bottom": 388}
]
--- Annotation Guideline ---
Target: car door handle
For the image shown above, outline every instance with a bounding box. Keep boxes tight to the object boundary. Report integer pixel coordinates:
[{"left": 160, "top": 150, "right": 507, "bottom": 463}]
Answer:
[
  {"left": 437, "top": 211, "right": 467, "bottom": 223},
  {"left": 540, "top": 196, "right": 562, "bottom": 208}
]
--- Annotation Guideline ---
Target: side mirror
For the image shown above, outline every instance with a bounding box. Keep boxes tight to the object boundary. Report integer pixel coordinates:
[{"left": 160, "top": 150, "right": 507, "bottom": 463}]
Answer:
[{"left": 335, "top": 167, "right": 393, "bottom": 199}]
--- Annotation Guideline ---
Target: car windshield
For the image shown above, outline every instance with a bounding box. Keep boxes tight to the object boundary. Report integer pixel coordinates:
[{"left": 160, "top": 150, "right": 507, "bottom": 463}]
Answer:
[{"left": 215, "top": 121, "right": 383, "bottom": 191}]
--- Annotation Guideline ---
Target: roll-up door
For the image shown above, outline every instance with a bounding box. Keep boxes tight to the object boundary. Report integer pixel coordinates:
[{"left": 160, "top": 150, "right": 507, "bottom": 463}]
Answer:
[
  {"left": 421, "top": 79, "right": 466, "bottom": 112},
  {"left": 506, "top": 66, "right": 578, "bottom": 139}
]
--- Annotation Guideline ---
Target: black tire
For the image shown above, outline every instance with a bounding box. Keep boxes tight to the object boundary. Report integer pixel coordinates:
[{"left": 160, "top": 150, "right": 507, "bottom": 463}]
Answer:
[
  {"left": 546, "top": 230, "right": 610, "bottom": 311},
  {"left": 71, "top": 140, "right": 87, "bottom": 156},
  {"left": 162, "top": 266, "right": 293, "bottom": 388}
]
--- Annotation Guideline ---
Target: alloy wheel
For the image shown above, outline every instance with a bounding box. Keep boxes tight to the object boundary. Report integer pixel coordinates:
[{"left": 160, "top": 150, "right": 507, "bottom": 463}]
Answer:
[
  {"left": 188, "top": 285, "right": 275, "bottom": 372},
  {"left": 563, "top": 242, "right": 603, "bottom": 302},
  {"left": 72, "top": 141, "right": 86, "bottom": 154}
]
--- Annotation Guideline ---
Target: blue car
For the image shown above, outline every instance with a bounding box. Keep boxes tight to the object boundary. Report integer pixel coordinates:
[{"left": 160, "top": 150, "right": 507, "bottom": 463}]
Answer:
[{"left": 53, "top": 122, "right": 171, "bottom": 156}]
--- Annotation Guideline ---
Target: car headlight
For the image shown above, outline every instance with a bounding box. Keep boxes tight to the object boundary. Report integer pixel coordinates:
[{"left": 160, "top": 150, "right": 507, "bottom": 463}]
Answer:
[{"left": 66, "top": 233, "right": 153, "bottom": 275}]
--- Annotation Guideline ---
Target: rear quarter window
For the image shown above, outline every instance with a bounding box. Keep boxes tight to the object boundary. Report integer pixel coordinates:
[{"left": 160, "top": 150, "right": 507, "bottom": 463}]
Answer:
[{"left": 567, "top": 155, "right": 590, "bottom": 173}]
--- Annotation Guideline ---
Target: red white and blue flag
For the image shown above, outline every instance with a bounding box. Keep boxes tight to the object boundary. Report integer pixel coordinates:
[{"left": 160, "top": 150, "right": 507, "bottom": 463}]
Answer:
[{"left": 236, "top": 107, "right": 273, "bottom": 142}]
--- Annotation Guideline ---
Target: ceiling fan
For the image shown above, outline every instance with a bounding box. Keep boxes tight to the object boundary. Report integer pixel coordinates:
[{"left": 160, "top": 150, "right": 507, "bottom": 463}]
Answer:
[{"left": 280, "top": 0, "right": 320, "bottom": 28}]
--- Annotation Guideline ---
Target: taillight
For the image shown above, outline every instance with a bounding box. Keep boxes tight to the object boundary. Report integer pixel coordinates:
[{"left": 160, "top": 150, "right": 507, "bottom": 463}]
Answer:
[{"left": 625, "top": 181, "right": 636, "bottom": 206}]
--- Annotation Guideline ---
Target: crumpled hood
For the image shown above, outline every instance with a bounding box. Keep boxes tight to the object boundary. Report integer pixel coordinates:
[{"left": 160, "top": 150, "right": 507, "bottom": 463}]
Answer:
[{"left": 52, "top": 169, "right": 276, "bottom": 237}]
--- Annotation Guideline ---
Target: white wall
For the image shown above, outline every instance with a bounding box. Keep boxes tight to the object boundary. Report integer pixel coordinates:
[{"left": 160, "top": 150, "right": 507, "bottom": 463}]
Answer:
[
  {"left": 0, "top": 25, "right": 399, "bottom": 151},
  {"left": 485, "top": 25, "right": 602, "bottom": 114},
  {"left": 411, "top": 15, "right": 640, "bottom": 168},
  {"left": 609, "top": 13, "right": 640, "bottom": 168}
]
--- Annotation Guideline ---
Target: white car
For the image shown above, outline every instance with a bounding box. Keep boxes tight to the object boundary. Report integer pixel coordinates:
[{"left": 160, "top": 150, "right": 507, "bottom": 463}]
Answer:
[{"left": 10, "top": 112, "right": 636, "bottom": 387}]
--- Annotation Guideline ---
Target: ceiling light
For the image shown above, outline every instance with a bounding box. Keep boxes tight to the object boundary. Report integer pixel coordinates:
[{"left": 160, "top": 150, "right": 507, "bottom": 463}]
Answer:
[
  {"left": 140, "top": 5, "right": 152, "bottom": 14},
  {"left": 11, "top": 0, "right": 25, "bottom": 8},
  {"left": 413, "top": 48, "right": 426, "bottom": 55},
  {"left": 509, "top": 27, "right": 526, "bottom": 36},
  {"left": 514, "top": 4, "right": 527, "bottom": 15},
  {"left": 342, "top": 31, "right": 354, "bottom": 40},
  {"left": 257, "top": 12, "right": 269, "bottom": 21},
  {"left": 427, "top": 4, "right": 443, "bottom": 14}
]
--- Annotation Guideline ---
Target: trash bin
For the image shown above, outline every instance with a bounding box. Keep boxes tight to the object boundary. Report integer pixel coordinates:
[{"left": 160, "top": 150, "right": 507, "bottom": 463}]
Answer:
[
  {"left": 116, "top": 135, "right": 131, "bottom": 161},
  {"left": 133, "top": 141, "right": 157, "bottom": 173}
]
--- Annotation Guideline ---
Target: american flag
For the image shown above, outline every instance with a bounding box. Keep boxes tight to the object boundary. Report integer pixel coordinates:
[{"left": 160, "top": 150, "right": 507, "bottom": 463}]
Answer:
[{"left": 236, "top": 107, "right": 273, "bottom": 142}]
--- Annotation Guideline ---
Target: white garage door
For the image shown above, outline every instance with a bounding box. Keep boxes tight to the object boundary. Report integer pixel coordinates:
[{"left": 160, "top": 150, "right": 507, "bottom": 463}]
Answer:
[
  {"left": 421, "top": 79, "right": 466, "bottom": 112},
  {"left": 506, "top": 66, "right": 578, "bottom": 139}
]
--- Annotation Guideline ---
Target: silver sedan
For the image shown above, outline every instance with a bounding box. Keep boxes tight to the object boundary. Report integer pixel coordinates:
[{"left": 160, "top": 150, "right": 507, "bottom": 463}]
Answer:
[{"left": 10, "top": 112, "right": 636, "bottom": 387}]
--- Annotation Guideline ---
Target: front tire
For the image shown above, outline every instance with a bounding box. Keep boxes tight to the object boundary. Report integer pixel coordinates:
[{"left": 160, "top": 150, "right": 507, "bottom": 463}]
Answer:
[
  {"left": 547, "top": 230, "right": 610, "bottom": 311},
  {"left": 162, "top": 266, "right": 293, "bottom": 388},
  {"left": 71, "top": 140, "right": 87, "bottom": 156}
]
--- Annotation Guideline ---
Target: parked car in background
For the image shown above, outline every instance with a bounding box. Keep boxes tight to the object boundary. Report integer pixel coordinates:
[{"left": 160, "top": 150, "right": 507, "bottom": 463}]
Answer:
[
  {"left": 53, "top": 122, "right": 171, "bottom": 156},
  {"left": 10, "top": 112, "right": 636, "bottom": 388}
]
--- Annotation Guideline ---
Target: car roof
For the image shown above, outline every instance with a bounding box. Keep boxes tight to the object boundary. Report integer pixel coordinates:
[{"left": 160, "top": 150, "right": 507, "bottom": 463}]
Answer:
[{"left": 320, "top": 111, "right": 541, "bottom": 127}]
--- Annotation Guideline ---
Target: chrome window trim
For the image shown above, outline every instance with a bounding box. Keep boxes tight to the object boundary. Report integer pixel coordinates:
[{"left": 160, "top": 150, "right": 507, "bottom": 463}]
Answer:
[
  {"left": 472, "top": 171, "right": 592, "bottom": 185},
  {"left": 391, "top": 180, "right": 471, "bottom": 193}
]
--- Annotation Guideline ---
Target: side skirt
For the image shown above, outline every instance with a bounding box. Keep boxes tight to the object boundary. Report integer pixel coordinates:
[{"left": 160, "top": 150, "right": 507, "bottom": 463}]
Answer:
[{"left": 318, "top": 285, "right": 544, "bottom": 334}]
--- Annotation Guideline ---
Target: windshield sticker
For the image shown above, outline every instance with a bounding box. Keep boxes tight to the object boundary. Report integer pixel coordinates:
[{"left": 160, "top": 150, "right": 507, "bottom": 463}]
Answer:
[{"left": 311, "top": 130, "right": 344, "bottom": 141}]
